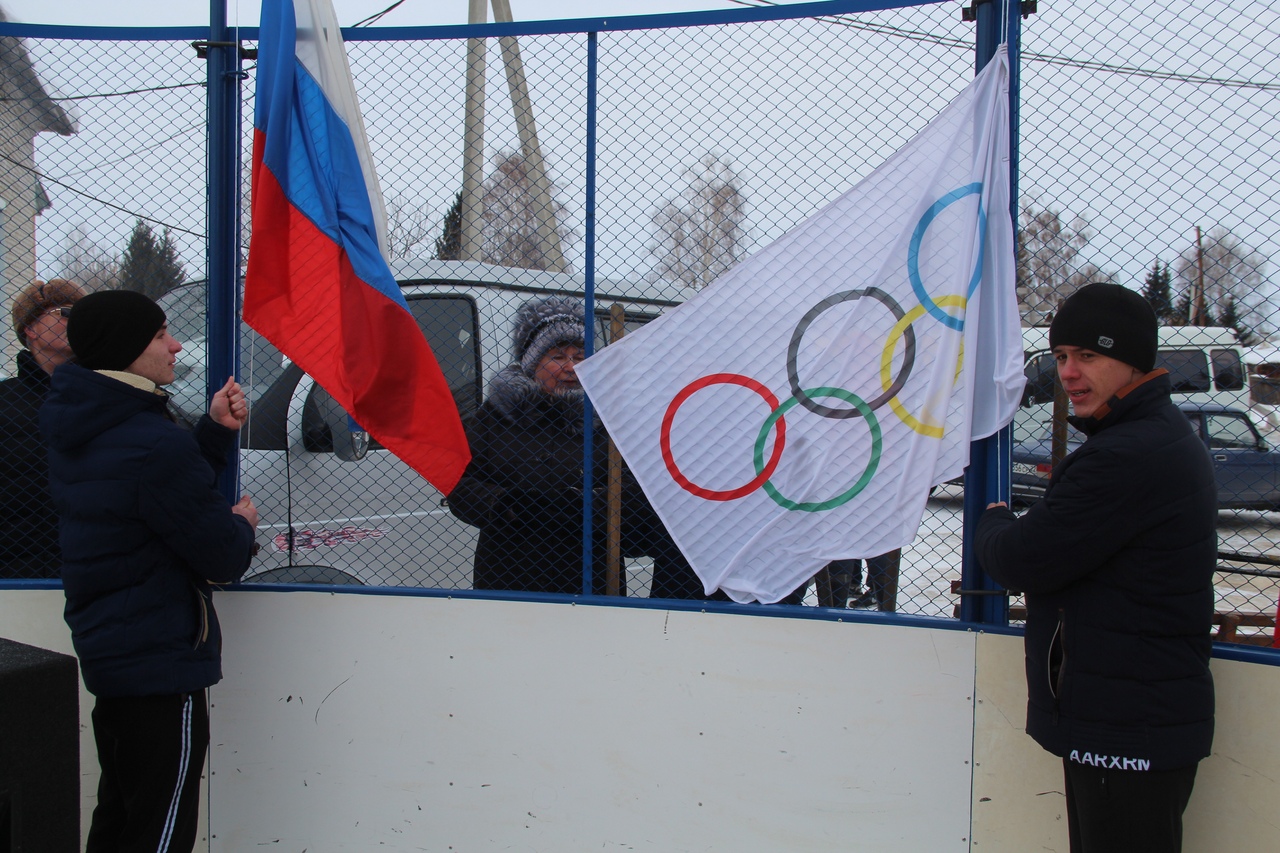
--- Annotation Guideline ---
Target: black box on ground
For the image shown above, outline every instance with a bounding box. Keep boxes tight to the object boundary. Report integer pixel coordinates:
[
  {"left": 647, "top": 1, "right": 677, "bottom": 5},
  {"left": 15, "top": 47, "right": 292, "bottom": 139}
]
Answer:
[{"left": 0, "top": 637, "right": 79, "bottom": 853}]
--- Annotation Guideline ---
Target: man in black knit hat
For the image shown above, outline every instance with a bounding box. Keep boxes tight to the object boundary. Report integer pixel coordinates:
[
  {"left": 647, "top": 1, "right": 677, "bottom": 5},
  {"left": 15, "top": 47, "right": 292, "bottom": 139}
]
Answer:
[
  {"left": 977, "top": 282, "right": 1216, "bottom": 853},
  {"left": 41, "top": 289, "right": 259, "bottom": 853}
]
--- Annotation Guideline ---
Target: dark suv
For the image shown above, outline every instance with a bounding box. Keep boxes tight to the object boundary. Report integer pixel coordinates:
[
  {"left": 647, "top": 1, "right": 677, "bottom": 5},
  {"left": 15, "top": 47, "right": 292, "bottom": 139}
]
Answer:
[{"left": 1011, "top": 404, "right": 1279, "bottom": 511}]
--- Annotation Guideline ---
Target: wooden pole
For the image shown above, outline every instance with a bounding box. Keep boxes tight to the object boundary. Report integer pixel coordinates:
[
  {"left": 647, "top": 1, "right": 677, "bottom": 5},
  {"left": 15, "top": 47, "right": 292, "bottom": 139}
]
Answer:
[
  {"left": 491, "top": 0, "right": 567, "bottom": 273},
  {"left": 605, "top": 305, "right": 626, "bottom": 595},
  {"left": 1194, "top": 225, "right": 1208, "bottom": 325},
  {"left": 460, "top": 0, "right": 487, "bottom": 260}
]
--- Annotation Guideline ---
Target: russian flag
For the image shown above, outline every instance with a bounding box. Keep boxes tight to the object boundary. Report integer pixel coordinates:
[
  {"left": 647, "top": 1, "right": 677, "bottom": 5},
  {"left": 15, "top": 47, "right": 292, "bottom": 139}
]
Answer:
[{"left": 245, "top": 0, "right": 470, "bottom": 493}]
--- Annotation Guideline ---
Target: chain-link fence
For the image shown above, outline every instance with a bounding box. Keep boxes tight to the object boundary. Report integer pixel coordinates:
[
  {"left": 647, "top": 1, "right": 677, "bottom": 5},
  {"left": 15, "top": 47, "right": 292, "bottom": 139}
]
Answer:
[
  {"left": 2, "top": 2, "right": 1277, "bottom": 640},
  {"left": 1017, "top": 0, "right": 1280, "bottom": 642}
]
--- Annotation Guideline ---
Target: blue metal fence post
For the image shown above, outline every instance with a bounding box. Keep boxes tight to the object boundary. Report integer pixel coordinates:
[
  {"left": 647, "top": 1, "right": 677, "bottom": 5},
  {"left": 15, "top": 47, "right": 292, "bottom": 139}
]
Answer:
[
  {"left": 959, "top": 0, "right": 1021, "bottom": 624},
  {"left": 581, "top": 30, "right": 599, "bottom": 595},
  {"left": 206, "top": 0, "right": 243, "bottom": 502}
]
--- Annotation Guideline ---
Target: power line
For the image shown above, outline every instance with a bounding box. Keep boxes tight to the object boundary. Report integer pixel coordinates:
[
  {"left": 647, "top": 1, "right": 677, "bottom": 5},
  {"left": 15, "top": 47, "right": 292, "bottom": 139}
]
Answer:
[
  {"left": 0, "top": 151, "right": 203, "bottom": 238},
  {"left": 46, "top": 81, "right": 206, "bottom": 102},
  {"left": 57, "top": 122, "right": 204, "bottom": 179},
  {"left": 352, "top": 0, "right": 407, "bottom": 28},
  {"left": 730, "top": 0, "right": 1280, "bottom": 92}
]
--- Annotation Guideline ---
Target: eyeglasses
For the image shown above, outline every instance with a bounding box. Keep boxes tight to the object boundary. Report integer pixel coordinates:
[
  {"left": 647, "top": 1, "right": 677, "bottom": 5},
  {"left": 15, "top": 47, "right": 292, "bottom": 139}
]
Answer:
[{"left": 43, "top": 307, "right": 73, "bottom": 320}]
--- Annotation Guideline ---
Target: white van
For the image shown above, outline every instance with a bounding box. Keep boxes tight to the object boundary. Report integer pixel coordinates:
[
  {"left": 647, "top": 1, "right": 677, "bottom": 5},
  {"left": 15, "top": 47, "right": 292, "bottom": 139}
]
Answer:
[
  {"left": 1015, "top": 324, "right": 1248, "bottom": 439},
  {"left": 159, "top": 260, "right": 686, "bottom": 588}
]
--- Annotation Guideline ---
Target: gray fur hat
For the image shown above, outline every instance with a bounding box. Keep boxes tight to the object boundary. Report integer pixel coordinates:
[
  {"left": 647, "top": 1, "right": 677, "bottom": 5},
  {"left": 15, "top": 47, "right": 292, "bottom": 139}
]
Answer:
[{"left": 512, "top": 295, "right": 586, "bottom": 376}]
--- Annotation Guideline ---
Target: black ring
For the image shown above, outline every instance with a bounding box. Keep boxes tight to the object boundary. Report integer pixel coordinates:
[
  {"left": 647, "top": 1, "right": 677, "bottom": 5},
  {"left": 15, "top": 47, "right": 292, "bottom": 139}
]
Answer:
[{"left": 785, "top": 287, "right": 915, "bottom": 419}]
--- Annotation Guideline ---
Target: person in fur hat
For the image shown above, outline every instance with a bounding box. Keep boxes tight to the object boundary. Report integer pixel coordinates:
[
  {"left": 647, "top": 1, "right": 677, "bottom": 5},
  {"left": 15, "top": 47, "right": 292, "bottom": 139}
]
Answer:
[
  {"left": 1, "top": 279, "right": 85, "bottom": 578},
  {"left": 448, "top": 295, "right": 693, "bottom": 595}
]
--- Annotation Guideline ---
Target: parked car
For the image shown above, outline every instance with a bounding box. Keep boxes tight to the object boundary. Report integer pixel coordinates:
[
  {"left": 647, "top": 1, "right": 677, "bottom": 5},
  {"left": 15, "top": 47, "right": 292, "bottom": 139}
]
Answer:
[{"left": 1011, "top": 403, "right": 1280, "bottom": 511}]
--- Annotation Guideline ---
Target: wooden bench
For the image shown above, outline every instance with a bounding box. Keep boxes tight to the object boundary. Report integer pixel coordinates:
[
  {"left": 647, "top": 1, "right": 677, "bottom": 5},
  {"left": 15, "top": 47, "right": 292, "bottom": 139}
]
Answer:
[
  {"left": 1212, "top": 611, "right": 1276, "bottom": 646},
  {"left": 951, "top": 581, "right": 1276, "bottom": 645}
]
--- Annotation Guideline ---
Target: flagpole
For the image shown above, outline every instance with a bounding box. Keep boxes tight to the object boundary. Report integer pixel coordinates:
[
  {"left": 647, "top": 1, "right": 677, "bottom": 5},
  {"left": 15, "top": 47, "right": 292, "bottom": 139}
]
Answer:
[
  {"left": 959, "top": 0, "right": 1021, "bottom": 625},
  {"left": 207, "top": 0, "right": 243, "bottom": 503}
]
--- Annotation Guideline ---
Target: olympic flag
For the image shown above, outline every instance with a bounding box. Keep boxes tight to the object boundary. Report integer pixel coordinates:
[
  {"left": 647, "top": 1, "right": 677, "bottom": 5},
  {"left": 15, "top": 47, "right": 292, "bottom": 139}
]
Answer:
[
  {"left": 576, "top": 49, "right": 1023, "bottom": 603},
  {"left": 245, "top": 0, "right": 470, "bottom": 493}
]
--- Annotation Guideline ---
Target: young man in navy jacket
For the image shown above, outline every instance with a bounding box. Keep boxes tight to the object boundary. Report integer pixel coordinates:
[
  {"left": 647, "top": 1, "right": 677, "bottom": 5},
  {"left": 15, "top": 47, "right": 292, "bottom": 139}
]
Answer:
[
  {"left": 977, "top": 283, "right": 1216, "bottom": 853},
  {"left": 41, "top": 290, "right": 259, "bottom": 853}
]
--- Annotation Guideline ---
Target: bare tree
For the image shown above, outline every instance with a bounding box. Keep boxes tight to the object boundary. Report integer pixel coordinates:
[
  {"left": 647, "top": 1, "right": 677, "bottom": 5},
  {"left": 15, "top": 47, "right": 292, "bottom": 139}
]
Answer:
[
  {"left": 1174, "top": 226, "right": 1270, "bottom": 340},
  {"left": 385, "top": 195, "right": 433, "bottom": 260},
  {"left": 651, "top": 154, "right": 747, "bottom": 289},
  {"left": 57, "top": 225, "right": 119, "bottom": 292},
  {"left": 1015, "top": 204, "right": 1111, "bottom": 325},
  {"left": 479, "top": 151, "right": 573, "bottom": 271}
]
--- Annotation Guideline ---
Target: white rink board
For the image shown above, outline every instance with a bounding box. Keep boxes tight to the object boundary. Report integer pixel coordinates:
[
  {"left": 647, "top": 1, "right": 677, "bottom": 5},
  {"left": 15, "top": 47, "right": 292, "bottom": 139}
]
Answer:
[
  {"left": 5, "top": 588, "right": 1280, "bottom": 850},
  {"left": 209, "top": 591, "right": 977, "bottom": 851}
]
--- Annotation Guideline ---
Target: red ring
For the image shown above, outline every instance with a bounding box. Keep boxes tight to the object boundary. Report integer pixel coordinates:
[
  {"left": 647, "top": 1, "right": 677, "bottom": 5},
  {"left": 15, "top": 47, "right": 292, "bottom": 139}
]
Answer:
[{"left": 660, "top": 373, "right": 786, "bottom": 501}]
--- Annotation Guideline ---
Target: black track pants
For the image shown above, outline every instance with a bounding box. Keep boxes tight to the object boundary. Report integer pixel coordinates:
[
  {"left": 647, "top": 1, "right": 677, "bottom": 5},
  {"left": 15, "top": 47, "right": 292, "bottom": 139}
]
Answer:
[
  {"left": 1063, "top": 758, "right": 1198, "bottom": 853},
  {"left": 86, "top": 691, "right": 209, "bottom": 853}
]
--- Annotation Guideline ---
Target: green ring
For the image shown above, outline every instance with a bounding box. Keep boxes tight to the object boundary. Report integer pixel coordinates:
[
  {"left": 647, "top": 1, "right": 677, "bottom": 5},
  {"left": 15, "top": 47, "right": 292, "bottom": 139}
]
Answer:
[{"left": 753, "top": 386, "right": 882, "bottom": 512}]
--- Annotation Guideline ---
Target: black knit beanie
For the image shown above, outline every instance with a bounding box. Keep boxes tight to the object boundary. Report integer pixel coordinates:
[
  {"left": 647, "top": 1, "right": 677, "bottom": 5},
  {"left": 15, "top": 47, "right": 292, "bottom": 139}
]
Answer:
[
  {"left": 67, "top": 290, "right": 167, "bottom": 370},
  {"left": 511, "top": 296, "right": 586, "bottom": 376},
  {"left": 1049, "top": 283, "right": 1157, "bottom": 373}
]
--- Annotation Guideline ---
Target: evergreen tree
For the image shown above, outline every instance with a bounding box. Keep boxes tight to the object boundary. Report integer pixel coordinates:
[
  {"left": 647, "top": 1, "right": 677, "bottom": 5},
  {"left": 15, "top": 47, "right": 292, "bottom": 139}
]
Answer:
[
  {"left": 118, "top": 220, "right": 186, "bottom": 300},
  {"left": 1140, "top": 260, "right": 1173, "bottom": 322},
  {"left": 1215, "top": 296, "right": 1259, "bottom": 346},
  {"left": 434, "top": 191, "right": 462, "bottom": 261}
]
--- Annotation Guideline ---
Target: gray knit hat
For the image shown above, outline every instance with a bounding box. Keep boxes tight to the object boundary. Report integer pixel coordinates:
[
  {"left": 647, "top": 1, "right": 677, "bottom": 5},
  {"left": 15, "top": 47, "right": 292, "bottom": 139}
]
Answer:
[{"left": 512, "top": 295, "right": 586, "bottom": 376}]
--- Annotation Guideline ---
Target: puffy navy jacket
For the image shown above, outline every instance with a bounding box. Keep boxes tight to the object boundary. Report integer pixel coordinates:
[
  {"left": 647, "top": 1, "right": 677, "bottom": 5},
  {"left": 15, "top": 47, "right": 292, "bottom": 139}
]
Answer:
[
  {"left": 40, "top": 364, "right": 256, "bottom": 698},
  {"left": 977, "top": 372, "right": 1216, "bottom": 771}
]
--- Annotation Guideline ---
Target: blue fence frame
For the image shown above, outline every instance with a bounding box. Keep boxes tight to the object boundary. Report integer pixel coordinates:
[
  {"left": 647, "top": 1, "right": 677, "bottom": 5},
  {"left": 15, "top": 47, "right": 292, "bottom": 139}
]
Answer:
[{"left": 0, "top": 0, "right": 1025, "bottom": 627}]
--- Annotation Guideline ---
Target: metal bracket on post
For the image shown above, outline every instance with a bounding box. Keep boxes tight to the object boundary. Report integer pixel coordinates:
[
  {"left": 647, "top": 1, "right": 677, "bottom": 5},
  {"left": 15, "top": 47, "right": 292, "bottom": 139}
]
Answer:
[
  {"left": 191, "top": 40, "right": 258, "bottom": 61},
  {"left": 962, "top": 1, "right": 1036, "bottom": 22}
]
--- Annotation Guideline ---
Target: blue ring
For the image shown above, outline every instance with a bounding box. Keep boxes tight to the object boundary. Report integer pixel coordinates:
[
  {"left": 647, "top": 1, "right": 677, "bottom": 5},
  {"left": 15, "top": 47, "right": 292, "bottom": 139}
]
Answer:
[{"left": 908, "top": 183, "right": 986, "bottom": 331}]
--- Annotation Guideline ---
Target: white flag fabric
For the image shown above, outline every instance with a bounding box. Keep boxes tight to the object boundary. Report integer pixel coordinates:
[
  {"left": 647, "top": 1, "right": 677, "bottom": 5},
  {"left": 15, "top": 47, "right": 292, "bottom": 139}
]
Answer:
[{"left": 577, "top": 48, "right": 1023, "bottom": 604}]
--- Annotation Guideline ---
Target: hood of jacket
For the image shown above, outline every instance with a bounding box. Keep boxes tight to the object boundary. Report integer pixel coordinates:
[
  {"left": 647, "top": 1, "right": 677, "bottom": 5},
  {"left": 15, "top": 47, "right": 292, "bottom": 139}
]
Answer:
[
  {"left": 40, "top": 362, "right": 169, "bottom": 453},
  {"left": 13, "top": 348, "right": 51, "bottom": 391},
  {"left": 485, "top": 363, "right": 591, "bottom": 431}
]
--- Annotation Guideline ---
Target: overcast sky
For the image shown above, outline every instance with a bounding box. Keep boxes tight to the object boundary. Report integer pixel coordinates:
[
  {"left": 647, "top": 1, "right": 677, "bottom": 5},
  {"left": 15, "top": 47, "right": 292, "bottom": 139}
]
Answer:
[{"left": 3, "top": 0, "right": 789, "bottom": 28}]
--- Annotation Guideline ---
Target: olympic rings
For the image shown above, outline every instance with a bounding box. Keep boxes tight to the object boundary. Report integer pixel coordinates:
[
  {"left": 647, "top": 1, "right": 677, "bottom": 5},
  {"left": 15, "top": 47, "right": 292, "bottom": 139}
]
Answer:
[
  {"left": 661, "top": 373, "right": 786, "bottom": 501},
  {"left": 753, "top": 388, "right": 882, "bottom": 512},
  {"left": 908, "top": 183, "right": 986, "bottom": 330},
  {"left": 785, "top": 287, "right": 914, "bottom": 420},
  {"left": 659, "top": 184, "right": 983, "bottom": 511},
  {"left": 880, "top": 295, "right": 968, "bottom": 438}
]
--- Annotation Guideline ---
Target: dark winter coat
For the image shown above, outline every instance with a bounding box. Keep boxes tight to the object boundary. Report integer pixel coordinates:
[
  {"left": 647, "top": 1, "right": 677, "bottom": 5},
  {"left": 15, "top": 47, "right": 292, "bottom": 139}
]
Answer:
[
  {"left": 976, "top": 372, "right": 1216, "bottom": 771},
  {"left": 0, "top": 350, "right": 61, "bottom": 578},
  {"left": 40, "top": 363, "right": 256, "bottom": 698},
  {"left": 448, "top": 366, "right": 690, "bottom": 595}
]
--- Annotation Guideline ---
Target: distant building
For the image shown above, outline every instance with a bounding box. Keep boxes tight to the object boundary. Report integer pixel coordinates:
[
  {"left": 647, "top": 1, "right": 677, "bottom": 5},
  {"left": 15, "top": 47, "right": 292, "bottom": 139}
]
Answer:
[{"left": 0, "top": 6, "right": 75, "bottom": 364}]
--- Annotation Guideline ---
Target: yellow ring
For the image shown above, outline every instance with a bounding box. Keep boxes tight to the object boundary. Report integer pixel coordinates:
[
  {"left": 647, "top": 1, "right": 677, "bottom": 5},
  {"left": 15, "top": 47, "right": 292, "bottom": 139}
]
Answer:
[{"left": 879, "top": 294, "right": 967, "bottom": 438}]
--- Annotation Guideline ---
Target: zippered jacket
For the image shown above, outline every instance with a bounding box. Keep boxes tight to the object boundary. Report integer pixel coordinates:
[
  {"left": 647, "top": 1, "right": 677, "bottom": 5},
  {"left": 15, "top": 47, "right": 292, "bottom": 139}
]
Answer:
[
  {"left": 976, "top": 371, "right": 1216, "bottom": 770},
  {"left": 0, "top": 350, "right": 60, "bottom": 577},
  {"left": 40, "top": 363, "right": 256, "bottom": 698}
]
